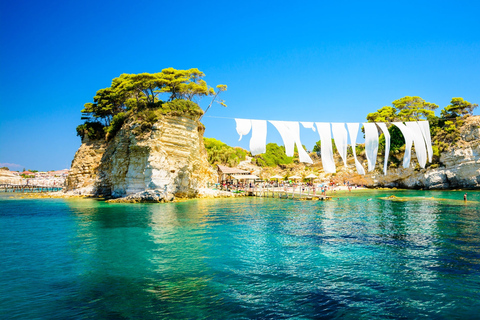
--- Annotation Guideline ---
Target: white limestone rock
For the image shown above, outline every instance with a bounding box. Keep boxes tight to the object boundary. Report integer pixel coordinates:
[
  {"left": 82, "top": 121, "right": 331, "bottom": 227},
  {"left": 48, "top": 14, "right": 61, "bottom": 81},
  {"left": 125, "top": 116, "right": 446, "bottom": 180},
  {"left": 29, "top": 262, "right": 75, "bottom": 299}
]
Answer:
[{"left": 67, "top": 114, "right": 217, "bottom": 200}]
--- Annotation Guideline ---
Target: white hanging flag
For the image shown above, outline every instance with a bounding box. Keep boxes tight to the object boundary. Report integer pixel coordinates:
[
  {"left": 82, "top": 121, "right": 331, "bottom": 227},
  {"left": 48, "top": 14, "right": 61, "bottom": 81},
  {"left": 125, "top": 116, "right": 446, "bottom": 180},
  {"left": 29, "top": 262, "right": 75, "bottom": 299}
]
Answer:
[
  {"left": 232, "top": 118, "right": 432, "bottom": 174},
  {"left": 418, "top": 121, "right": 433, "bottom": 162},
  {"left": 377, "top": 122, "right": 390, "bottom": 175},
  {"left": 331, "top": 123, "right": 348, "bottom": 167},
  {"left": 269, "top": 121, "right": 295, "bottom": 156},
  {"left": 363, "top": 123, "right": 379, "bottom": 172},
  {"left": 269, "top": 121, "right": 313, "bottom": 164},
  {"left": 406, "top": 121, "right": 428, "bottom": 168},
  {"left": 346, "top": 123, "right": 365, "bottom": 175},
  {"left": 301, "top": 122, "right": 316, "bottom": 132},
  {"left": 250, "top": 120, "right": 267, "bottom": 155},
  {"left": 393, "top": 122, "right": 414, "bottom": 168},
  {"left": 235, "top": 118, "right": 252, "bottom": 141},
  {"left": 315, "top": 122, "right": 336, "bottom": 173}
]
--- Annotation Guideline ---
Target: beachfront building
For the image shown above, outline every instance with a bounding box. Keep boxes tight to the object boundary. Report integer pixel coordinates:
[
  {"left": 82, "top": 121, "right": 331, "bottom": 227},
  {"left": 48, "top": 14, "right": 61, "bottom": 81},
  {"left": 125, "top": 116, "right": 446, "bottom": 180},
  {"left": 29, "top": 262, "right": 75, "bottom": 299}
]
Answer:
[
  {"left": 0, "top": 169, "right": 71, "bottom": 187},
  {"left": 50, "top": 169, "right": 69, "bottom": 177},
  {"left": 216, "top": 165, "right": 260, "bottom": 185},
  {"left": 217, "top": 165, "right": 250, "bottom": 183},
  {"left": 35, "top": 172, "right": 50, "bottom": 178},
  {"left": 21, "top": 171, "right": 35, "bottom": 178}
]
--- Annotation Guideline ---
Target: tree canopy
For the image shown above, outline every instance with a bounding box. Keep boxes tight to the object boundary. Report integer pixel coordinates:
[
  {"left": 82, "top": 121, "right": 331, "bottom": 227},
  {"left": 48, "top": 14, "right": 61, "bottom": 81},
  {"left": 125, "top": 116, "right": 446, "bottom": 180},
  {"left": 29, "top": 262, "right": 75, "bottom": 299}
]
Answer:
[
  {"left": 203, "top": 137, "right": 248, "bottom": 167},
  {"left": 77, "top": 68, "right": 226, "bottom": 140},
  {"left": 366, "top": 96, "right": 438, "bottom": 123},
  {"left": 365, "top": 95, "right": 478, "bottom": 165},
  {"left": 440, "top": 97, "right": 478, "bottom": 119},
  {"left": 313, "top": 139, "right": 337, "bottom": 154},
  {"left": 253, "top": 143, "right": 294, "bottom": 167}
]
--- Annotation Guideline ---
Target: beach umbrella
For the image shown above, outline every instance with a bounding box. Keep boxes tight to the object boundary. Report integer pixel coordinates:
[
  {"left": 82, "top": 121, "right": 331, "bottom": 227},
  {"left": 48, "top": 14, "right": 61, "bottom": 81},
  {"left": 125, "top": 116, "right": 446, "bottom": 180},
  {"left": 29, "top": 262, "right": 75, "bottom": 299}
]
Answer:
[
  {"left": 305, "top": 173, "right": 318, "bottom": 179},
  {"left": 270, "top": 175, "right": 284, "bottom": 179},
  {"left": 288, "top": 175, "right": 302, "bottom": 180}
]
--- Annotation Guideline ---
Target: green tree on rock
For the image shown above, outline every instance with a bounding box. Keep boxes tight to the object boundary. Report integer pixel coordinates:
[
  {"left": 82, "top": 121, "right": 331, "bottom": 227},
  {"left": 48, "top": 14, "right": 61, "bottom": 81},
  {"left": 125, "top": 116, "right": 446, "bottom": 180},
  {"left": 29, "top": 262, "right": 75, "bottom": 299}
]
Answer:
[
  {"left": 77, "top": 68, "right": 227, "bottom": 140},
  {"left": 366, "top": 96, "right": 438, "bottom": 123},
  {"left": 366, "top": 95, "right": 478, "bottom": 162},
  {"left": 366, "top": 106, "right": 397, "bottom": 123},
  {"left": 365, "top": 96, "right": 438, "bottom": 163},
  {"left": 440, "top": 97, "right": 478, "bottom": 118},
  {"left": 392, "top": 96, "right": 438, "bottom": 121}
]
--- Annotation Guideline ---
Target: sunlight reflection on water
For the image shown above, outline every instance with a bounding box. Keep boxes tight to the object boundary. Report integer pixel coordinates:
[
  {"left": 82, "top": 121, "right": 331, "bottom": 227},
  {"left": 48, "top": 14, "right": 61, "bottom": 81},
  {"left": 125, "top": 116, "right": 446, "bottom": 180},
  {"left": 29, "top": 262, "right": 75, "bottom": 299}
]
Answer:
[{"left": 0, "top": 190, "right": 479, "bottom": 319}]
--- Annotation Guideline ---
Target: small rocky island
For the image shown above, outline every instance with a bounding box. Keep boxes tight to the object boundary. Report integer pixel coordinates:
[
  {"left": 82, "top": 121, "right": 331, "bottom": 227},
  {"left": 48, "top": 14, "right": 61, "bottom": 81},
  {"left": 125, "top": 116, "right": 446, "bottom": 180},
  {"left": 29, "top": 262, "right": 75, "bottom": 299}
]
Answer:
[
  {"left": 65, "top": 69, "right": 225, "bottom": 202},
  {"left": 65, "top": 70, "right": 480, "bottom": 202}
]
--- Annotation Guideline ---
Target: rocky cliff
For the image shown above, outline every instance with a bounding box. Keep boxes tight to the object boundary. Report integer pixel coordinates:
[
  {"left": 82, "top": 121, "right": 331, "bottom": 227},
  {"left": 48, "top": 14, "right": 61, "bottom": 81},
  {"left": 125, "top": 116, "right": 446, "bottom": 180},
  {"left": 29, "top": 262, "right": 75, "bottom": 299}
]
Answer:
[
  {"left": 0, "top": 170, "right": 22, "bottom": 184},
  {"left": 65, "top": 137, "right": 106, "bottom": 194},
  {"left": 66, "top": 114, "right": 217, "bottom": 200},
  {"left": 366, "top": 115, "right": 480, "bottom": 189}
]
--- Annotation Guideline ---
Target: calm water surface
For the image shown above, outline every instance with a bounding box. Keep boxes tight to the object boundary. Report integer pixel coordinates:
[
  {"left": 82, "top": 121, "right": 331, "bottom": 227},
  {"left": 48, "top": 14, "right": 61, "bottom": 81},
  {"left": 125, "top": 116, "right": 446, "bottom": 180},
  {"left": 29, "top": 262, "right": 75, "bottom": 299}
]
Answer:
[{"left": 1, "top": 190, "right": 479, "bottom": 319}]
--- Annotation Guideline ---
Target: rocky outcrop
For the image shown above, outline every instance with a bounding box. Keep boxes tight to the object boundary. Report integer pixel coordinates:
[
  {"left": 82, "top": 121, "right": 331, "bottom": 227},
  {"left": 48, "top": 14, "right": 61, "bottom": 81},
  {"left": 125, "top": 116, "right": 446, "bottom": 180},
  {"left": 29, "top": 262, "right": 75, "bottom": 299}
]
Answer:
[
  {"left": 0, "top": 170, "right": 22, "bottom": 184},
  {"left": 66, "top": 114, "right": 217, "bottom": 200},
  {"left": 366, "top": 116, "right": 480, "bottom": 189},
  {"left": 65, "top": 137, "right": 106, "bottom": 194},
  {"left": 106, "top": 189, "right": 175, "bottom": 203}
]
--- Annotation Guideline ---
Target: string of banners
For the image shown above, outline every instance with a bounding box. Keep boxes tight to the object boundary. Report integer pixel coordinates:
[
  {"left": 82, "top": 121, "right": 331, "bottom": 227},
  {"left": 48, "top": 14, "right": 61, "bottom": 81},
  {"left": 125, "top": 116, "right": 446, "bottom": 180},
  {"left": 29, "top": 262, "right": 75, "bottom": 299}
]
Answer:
[{"left": 234, "top": 119, "right": 433, "bottom": 175}]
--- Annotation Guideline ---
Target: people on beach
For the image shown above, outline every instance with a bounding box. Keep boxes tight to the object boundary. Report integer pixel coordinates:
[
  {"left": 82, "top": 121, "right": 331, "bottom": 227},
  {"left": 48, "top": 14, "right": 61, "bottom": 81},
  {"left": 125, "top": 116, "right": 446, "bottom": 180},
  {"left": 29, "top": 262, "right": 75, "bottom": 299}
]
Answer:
[{"left": 464, "top": 193, "right": 467, "bottom": 201}]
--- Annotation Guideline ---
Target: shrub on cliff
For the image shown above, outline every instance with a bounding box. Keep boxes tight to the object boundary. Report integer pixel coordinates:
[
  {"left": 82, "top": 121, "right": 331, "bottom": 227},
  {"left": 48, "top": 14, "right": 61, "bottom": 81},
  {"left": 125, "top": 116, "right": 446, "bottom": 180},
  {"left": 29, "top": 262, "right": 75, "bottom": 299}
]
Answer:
[
  {"left": 431, "top": 98, "right": 478, "bottom": 152},
  {"left": 105, "top": 112, "right": 128, "bottom": 140},
  {"left": 76, "top": 121, "right": 105, "bottom": 140},
  {"left": 160, "top": 100, "right": 203, "bottom": 117}
]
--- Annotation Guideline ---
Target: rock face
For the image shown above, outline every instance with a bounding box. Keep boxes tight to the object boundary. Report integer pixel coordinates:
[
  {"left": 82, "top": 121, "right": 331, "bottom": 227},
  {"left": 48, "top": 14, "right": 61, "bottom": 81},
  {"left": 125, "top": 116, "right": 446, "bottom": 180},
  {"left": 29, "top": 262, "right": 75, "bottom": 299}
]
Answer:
[
  {"left": 0, "top": 170, "right": 22, "bottom": 184},
  {"left": 65, "top": 137, "right": 106, "bottom": 194},
  {"left": 106, "top": 189, "right": 175, "bottom": 203},
  {"left": 366, "top": 116, "right": 480, "bottom": 189},
  {"left": 66, "top": 114, "right": 217, "bottom": 199}
]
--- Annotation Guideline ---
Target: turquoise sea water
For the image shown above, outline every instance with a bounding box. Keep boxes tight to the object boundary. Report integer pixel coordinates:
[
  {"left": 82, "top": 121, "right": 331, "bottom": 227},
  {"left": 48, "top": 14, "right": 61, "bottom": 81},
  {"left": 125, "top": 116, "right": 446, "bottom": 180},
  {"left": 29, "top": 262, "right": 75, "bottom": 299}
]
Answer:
[{"left": 1, "top": 190, "right": 479, "bottom": 319}]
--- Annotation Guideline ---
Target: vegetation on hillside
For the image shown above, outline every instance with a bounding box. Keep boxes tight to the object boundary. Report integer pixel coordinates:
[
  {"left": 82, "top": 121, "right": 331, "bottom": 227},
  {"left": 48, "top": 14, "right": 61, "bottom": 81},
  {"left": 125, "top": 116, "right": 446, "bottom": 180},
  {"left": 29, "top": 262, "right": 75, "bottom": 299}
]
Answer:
[
  {"left": 312, "top": 139, "right": 340, "bottom": 154},
  {"left": 252, "top": 143, "right": 295, "bottom": 167},
  {"left": 76, "top": 68, "right": 227, "bottom": 140},
  {"left": 203, "top": 138, "right": 248, "bottom": 167},
  {"left": 313, "top": 138, "right": 366, "bottom": 161},
  {"left": 203, "top": 139, "right": 301, "bottom": 168},
  {"left": 366, "top": 96, "right": 478, "bottom": 168},
  {"left": 202, "top": 95, "right": 477, "bottom": 173}
]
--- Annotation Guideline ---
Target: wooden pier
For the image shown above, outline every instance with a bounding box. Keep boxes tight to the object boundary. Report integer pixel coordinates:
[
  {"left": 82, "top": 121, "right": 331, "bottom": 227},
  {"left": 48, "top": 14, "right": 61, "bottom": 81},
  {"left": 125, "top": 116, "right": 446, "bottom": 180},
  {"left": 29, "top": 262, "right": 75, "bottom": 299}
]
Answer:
[
  {"left": 240, "top": 186, "right": 331, "bottom": 201},
  {"left": 0, "top": 184, "right": 63, "bottom": 193}
]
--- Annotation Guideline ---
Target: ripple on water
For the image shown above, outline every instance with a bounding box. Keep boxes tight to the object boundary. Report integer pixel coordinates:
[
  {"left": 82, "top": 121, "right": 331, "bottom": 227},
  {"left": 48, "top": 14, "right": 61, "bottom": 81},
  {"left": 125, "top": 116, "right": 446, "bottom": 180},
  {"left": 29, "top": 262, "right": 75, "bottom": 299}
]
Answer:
[{"left": 0, "top": 191, "right": 479, "bottom": 319}]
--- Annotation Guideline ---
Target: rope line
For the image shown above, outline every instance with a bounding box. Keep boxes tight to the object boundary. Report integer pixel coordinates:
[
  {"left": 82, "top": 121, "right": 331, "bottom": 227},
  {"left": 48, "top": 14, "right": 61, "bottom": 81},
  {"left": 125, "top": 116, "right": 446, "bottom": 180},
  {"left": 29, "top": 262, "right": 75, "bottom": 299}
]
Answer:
[{"left": 203, "top": 115, "right": 436, "bottom": 123}]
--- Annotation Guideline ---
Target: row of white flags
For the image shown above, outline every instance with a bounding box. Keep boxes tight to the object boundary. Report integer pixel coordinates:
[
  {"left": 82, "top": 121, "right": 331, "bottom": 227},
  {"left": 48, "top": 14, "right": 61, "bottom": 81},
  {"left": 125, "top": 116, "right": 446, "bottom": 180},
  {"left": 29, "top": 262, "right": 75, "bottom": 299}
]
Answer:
[{"left": 234, "top": 119, "right": 433, "bottom": 175}]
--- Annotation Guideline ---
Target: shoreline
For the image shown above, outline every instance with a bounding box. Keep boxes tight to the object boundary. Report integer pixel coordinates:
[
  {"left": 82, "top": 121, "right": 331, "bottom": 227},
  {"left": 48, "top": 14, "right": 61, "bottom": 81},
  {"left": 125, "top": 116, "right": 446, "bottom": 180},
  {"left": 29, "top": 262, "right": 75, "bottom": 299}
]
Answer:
[{"left": 2, "top": 186, "right": 478, "bottom": 203}]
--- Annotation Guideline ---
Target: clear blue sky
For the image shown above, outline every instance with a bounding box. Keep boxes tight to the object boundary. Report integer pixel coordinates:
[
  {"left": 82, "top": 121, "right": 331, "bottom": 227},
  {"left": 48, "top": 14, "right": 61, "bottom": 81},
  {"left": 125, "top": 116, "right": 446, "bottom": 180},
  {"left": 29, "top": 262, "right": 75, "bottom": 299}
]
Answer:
[{"left": 1, "top": 0, "right": 479, "bottom": 171}]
